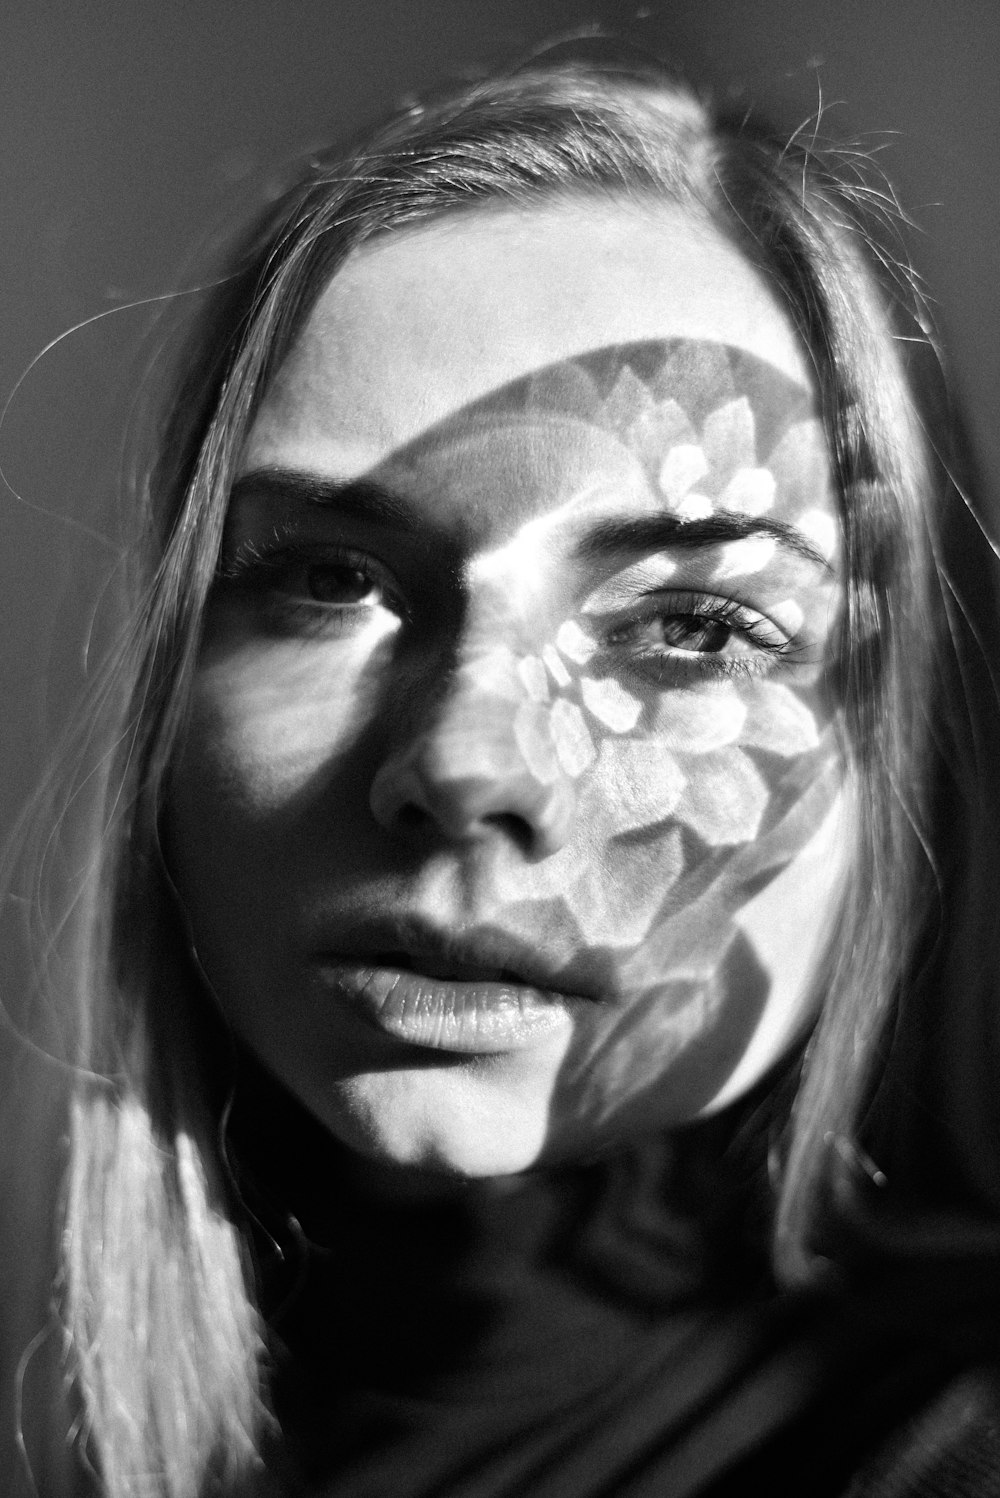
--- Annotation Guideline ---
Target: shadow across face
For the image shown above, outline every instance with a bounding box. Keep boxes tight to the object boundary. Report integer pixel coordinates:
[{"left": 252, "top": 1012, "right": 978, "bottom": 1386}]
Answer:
[{"left": 168, "top": 334, "right": 853, "bottom": 1173}]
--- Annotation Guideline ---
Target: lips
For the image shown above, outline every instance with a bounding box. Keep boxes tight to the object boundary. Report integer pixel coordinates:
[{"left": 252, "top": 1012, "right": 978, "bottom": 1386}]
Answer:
[
  {"left": 312, "top": 921, "right": 590, "bottom": 1053},
  {"left": 370, "top": 948, "right": 526, "bottom": 984},
  {"left": 319, "top": 915, "right": 591, "bottom": 995}
]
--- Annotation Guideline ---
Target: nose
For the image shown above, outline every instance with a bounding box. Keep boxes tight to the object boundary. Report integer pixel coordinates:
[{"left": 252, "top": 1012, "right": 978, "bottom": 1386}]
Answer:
[{"left": 369, "top": 651, "right": 575, "bottom": 859}]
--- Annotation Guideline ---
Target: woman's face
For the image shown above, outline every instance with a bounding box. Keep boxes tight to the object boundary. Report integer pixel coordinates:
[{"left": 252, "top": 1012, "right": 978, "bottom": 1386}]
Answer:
[{"left": 166, "top": 199, "right": 855, "bottom": 1175}]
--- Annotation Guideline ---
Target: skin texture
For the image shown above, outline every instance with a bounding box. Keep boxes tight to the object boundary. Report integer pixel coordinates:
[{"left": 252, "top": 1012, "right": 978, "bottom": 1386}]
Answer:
[{"left": 166, "top": 200, "right": 855, "bottom": 1176}]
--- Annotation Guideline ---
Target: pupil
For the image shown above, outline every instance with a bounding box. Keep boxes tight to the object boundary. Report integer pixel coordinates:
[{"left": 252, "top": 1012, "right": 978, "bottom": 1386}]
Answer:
[
  {"left": 308, "top": 564, "right": 372, "bottom": 604},
  {"left": 662, "top": 615, "right": 730, "bottom": 653}
]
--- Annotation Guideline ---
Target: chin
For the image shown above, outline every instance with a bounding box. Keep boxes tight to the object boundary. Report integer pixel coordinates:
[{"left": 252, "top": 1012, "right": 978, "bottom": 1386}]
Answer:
[{"left": 305, "top": 1061, "right": 555, "bottom": 1179}]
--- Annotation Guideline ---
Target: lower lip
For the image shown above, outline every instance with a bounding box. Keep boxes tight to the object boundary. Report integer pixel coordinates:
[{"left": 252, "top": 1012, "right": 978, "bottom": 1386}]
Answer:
[{"left": 314, "top": 960, "right": 577, "bottom": 1053}]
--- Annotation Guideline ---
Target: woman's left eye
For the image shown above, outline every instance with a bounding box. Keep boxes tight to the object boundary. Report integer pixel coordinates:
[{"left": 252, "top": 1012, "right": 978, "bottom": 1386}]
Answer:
[
  {"left": 601, "top": 591, "right": 793, "bottom": 677},
  {"left": 649, "top": 612, "right": 752, "bottom": 655}
]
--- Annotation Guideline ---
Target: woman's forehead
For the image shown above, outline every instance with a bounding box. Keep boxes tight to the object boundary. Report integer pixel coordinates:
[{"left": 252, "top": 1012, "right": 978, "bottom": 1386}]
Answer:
[
  {"left": 231, "top": 340, "right": 840, "bottom": 585},
  {"left": 240, "top": 198, "right": 820, "bottom": 476}
]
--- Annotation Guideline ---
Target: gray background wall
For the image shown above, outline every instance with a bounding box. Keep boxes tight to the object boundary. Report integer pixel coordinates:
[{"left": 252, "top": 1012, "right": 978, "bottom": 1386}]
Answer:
[{"left": 2, "top": 0, "right": 998, "bottom": 855}]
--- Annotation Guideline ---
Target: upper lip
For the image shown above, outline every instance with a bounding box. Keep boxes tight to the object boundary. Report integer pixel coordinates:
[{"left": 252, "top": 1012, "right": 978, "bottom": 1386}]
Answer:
[{"left": 313, "top": 916, "right": 596, "bottom": 1000}]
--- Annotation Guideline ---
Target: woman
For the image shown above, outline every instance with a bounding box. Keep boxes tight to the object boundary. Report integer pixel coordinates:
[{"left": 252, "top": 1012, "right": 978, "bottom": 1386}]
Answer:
[{"left": 7, "top": 56, "right": 1000, "bottom": 1498}]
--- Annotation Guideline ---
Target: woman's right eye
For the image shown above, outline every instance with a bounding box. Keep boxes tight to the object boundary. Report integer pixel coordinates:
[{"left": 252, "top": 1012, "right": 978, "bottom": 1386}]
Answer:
[
  {"left": 216, "top": 540, "right": 405, "bottom": 633},
  {"left": 298, "top": 559, "right": 385, "bottom": 607}
]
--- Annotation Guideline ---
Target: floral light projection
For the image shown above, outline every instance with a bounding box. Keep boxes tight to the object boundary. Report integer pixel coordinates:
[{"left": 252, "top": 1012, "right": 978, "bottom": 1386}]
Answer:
[
  {"left": 433, "top": 341, "right": 847, "bottom": 1125},
  {"left": 377, "top": 343, "right": 845, "bottom": 1032},
  {"left": 176, "top": 326, "right": 852, "bottom": 1157}
]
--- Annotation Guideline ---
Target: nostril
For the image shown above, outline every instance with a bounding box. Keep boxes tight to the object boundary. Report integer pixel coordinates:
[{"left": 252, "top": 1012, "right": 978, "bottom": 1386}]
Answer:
[
  {"left": 481, "top": 810, "right": 537, "bottom": 855},
  {"left": 394, "top": 801, "right": 431, "bottom": 834},
  {"left": 393, "top": 789, "right": 536, "bottom": 851}
]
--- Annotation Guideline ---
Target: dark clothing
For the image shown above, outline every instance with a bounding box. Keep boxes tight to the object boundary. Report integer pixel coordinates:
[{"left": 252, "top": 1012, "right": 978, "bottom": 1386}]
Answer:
[{"left": 229, "top": 1058, "right": 1000, "bottom": 1497}]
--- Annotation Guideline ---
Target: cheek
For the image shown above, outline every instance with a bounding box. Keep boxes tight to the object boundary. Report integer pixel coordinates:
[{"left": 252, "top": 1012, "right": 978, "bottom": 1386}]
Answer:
[
  {"left": 646, "top": 675, "right": 832, "bottom": 848},
  {"left": 174, "top": 634, "right": 388, "bottom": 813},
  {"left": 163, "top": 635, "right": 393, "bottom": 959},
  {"left": 540, "top": 670, "right": 851, "bottom": 1140},
  {"left": 545, "top": 782, "right": 855, "bottom": 1149},
  {"left": 556, "top": 665, "right": 841, "bottom": 944}
]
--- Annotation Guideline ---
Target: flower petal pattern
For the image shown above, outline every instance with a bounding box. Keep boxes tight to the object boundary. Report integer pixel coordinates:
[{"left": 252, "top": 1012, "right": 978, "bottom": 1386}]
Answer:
[
  {"left": 580, "top": 676, "right": 643, "bottom": 732},
  {"left": 651, "top": 689, "right": 747, "bottom": 753},
  {"left": 720, "top": 467, "right": 776, "bottom": 515},
  {"left": 701, "top": 396, "right": 756, "bottom": 479},
  {"left": 550, "top": 699, "right": 596, "bottom": 776},
  {"left": 741, "top": 682, "right": 820, "bottom": 756},
  {"left": 713, "top": 535, "right": 778, "bottom": 580},
  {"left": 517, "top": 654, "right": 550, "bottom": 702},
  {"left": 659, "top": 444, "right": 709, "bottom": 504},
  {"left": 555, "top": 619, "right": 597, "bottom": 664},
  {"left": 674, "top": 492, "right": 714, "bottom": 520},
  {"left": 770, "top": 600, "right": 805, "bottom": 635},
  {"left": 513, "top": 701, "right": 561, "bottom": 782},
  {"left": 596, "top": 738, "right": 686, "bottom": 833},
  {"left": 796, "top": 508, "right": 838, "bottom": 562},
  {"left": 626, "top": 397, "right": 696, "bottom": 470},
  {"left": 675, "top": 748, "right": 769, "bottom": 845},
  {"left": 434, "top": 344, "right": 842, "bottom": 1000},
  {"left": 602, "top": 365, "right": 656, "bottom": 436},
  {"left": 542, "top": 644, "right": 572, "bottom": 688}
]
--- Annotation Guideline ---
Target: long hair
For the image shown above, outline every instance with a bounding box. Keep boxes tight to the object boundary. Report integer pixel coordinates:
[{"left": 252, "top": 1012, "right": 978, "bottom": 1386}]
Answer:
[{"left": 9, "top": 57, "right": 1000, "bottom": 1497}]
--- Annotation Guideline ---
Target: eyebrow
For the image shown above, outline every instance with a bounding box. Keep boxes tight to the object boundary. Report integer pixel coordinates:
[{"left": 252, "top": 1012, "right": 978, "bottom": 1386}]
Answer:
[
  {"left": 231, "top": 467, "right": 834, "bottom": 575},
  {"left": 574, "top": 511, "right": 834, "bottom": 574},
  {"left": 228, "top": 467, "right": 422, "bottom": 530}
]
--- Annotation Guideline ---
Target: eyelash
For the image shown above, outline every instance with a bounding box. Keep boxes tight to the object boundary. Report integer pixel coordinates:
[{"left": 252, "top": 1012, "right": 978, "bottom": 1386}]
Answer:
[
  {"left": 600, "top": 591, "right": 798, "bottom": 681},
  {"left": 216, "top": 538, "right": 404, "bottom": 632},
  {"left": 216, "top": 542, "right": 802, "bottom": 681}
]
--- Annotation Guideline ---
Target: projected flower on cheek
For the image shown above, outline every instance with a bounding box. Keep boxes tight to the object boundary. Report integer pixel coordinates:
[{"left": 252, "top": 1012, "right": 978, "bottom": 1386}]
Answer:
[{"left": 370, "top": 342, "right": 847, "bottom": 1124}]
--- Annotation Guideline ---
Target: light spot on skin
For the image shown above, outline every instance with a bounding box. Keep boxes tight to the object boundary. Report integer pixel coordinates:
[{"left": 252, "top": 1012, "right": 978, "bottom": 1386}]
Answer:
[
  {"left": 675, "top": 747, "right": 770, "bottom": 845},
  {"left": 509, "top": 805, "right": 686, "bottom": 950},
  {"left": 513, "top": 701, "right": 561, "bottom": 782},
  {"left": 555, "top": 618, "right": 597, "bottom": 664},
  {"left": 596, "top": 738, "right": 686, "bottom": 832},
  {"left": 770, "top": 599, "right": 805, "bottom": 635},
  {"left": 741, "top": 682, "right": 820, "bottom": 756},
  {"left": 701, "top": 396, "right": 756, "bottom": 475},
  {"left": 674, "top": 493, "right": 714, "bottom": 520},
  {"left": 542, "top": 644, "right": 572, "bottom": 688},
  {"left": 713, "top": 534, "right": 778, "bottom": 580},
  {"left": 650, "top": 688, "right": 747, "bottom": 753},
  {"left": 796, "top": 508, "right": 839, "bottom": 562},
  {"left": 625, "top": 397, "right": 695, "bottom": 470},
  {"left": 659, "top": 443, "right": 709, "bottom": 503},
  {"left": 517, "top": 654, "right": 550, "bottom": 703},
  {"left": 550, "top": 698, "right": 597, "bottom": 776},
  {"left": 580, "top": 676, "right": 643, "bottom": 732},
  {"left": 580, "top": 556, "right": 677, "bottom": 616},
  {"left": 720, "top": 467, "right": 776, "bottom": 515}
]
